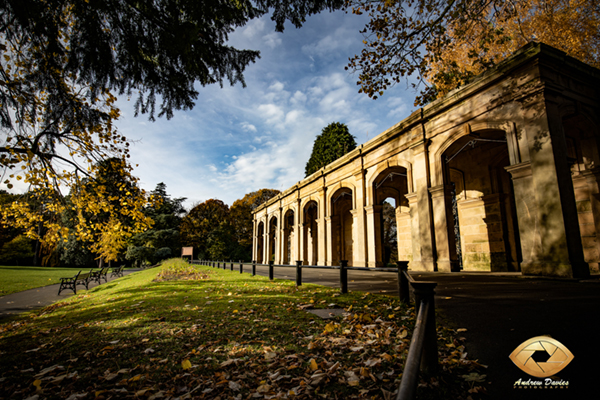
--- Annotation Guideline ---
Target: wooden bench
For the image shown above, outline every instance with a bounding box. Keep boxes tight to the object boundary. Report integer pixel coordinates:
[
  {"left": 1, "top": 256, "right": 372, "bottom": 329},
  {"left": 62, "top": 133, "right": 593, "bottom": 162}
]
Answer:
[
  {"left": 110, "top": 265, "right": 125, "bottom": 278},
  {"left": 58, "top": 270, "right": 93, "bottom": 295},
  {"left": 91, "top": 266, "right": 110, "bottom": 284}
]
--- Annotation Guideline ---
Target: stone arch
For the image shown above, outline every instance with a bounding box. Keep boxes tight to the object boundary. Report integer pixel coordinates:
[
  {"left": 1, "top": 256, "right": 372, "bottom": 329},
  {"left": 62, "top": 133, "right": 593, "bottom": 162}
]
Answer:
[
  {"left": 268, "top": 216, "right": 278, "bottom": 263},
  {"left": 439, "top": 123, "right": 522, "bottom": 272},
  {"left": 256, "top": 221, "right": 265, "bottom": 264},
  {"left": 370, "top": 164, "right": 411, "bottom": 266},
  {"left": 282, "top": 208, "right": 296, "bottom": 265},
  {"left": 329, "top": 187, "right": 354, "bottom": 266},
  {"left": 326, "top": 182, "right": 355, "bottom": 216},
  {"left": 367, "top": 158, "right": 414, "bottom": 205},
  {"left": 433, "top": 121, "right": 520, "bottom": 187},
  {"left": 302, "top": 200, "right": 319, "bottom": 265}
]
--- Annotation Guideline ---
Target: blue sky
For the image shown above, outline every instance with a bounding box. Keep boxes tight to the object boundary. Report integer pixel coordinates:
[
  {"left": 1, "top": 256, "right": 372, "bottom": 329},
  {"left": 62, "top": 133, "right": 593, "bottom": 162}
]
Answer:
[{"left": 116, "top": 10, "right": 417, "bottom": 209}]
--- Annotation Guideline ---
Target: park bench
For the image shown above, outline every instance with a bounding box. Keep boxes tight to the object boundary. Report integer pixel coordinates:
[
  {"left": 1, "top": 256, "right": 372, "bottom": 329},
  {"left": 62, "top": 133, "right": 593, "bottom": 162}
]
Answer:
[
  {"left": 110, "top": 265, "right": 125, "bottom": 278},
  {"left": 91, "top": 266, "right": 110, "bottom": 284},
  {"left": 57, "top": 269, "right": 93, "bottom": 295}
]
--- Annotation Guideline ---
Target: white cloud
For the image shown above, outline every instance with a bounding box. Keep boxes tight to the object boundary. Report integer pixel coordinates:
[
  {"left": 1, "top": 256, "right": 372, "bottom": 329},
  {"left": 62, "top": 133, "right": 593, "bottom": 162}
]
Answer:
[{"left": 241, "top": 122, "right": 257, "bottom": 132}]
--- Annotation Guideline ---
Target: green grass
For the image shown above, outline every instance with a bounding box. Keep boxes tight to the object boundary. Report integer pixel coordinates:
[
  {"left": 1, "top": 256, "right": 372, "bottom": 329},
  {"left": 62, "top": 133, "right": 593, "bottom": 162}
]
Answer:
[
  {"left": 0, "top": 259, "right": 487, "bottom": 400},
  {"left": 0, "top": 266, "right": 83, "bottom": 296}
]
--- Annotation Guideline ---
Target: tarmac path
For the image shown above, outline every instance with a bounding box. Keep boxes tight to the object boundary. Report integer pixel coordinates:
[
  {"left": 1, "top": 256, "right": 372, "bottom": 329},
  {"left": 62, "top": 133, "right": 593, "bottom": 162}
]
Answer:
[{"left": 1, "top": 263, "right": 598, "bottom": 399}]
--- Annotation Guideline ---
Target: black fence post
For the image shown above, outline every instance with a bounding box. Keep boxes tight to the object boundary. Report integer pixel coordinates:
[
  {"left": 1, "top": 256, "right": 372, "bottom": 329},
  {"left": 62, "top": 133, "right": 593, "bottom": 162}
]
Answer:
[
  {"left": 239, "top": 260, "right": 243, "bottom": 274},
  {"left": 230, "top": 261, "right": 234, "bottom": 271},
  {"left": 397, "top": 261, "right": 410, "bottom": 304},
  {"left": 268, "top": 260, "right": 274, "bottom": 281},
  {"left": 295, "top": 261, "right": 302, "bottom": 287},
  {"left": 252, "top": 260, "right": 256, "bottom": 276},
  {"left": 340, "top": 260, "right": 348, "bottom": 294},
  {"left": 412, "top": 281, "right": 438, "bottom": 375}
]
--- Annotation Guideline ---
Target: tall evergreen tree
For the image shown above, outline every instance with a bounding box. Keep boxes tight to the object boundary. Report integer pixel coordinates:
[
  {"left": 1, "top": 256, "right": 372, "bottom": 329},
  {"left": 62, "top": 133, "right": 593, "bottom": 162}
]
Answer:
[{"left": 305, "top": 122, "right": 357, "bottom": 177}]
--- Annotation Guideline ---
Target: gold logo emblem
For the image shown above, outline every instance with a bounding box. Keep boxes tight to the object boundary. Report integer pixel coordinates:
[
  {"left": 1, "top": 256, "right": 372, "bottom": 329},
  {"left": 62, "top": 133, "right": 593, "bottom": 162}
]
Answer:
[{"left": 509, "top": 336, "right": 574, "bottom": 378}]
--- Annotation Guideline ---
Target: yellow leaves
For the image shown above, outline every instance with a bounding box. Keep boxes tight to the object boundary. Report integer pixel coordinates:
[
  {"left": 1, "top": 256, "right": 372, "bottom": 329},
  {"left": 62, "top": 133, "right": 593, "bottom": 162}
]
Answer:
[
  {"left": 309, "top": 358, "right": 319, "bottom": 371},
  {"left": 323, "top": 322, "right": 336, "bottom": 333},
  {"left": 181, "top": 359, "right": 192, "bottom": 370}
]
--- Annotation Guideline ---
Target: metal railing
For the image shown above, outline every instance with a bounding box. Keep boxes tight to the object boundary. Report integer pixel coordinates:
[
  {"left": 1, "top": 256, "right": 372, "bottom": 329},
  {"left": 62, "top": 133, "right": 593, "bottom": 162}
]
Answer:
[
  {"left": 396, "top": 263, "right": 438, "bottom": 400},
  {"left": 191, "top": 258, "right": 438, "bottom": 400},
  {"left": 192, "top": 259, "right": 407, "bottom": 297}
]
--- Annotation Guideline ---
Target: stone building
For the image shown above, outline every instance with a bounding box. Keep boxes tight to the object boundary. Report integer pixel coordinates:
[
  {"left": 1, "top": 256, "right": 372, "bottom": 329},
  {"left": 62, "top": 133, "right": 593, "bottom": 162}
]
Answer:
[{"left": 252, "top": 43, "right": 600, "bottom": 278}]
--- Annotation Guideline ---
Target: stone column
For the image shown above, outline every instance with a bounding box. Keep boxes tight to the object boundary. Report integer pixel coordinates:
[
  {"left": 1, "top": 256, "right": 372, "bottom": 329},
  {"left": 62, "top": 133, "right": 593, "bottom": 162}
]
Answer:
[
  {"left": 325, "top": 216, "right": 333, "bottom": 266},
  {"left": 353, "top": 171, "right": 368, "bottom": 267},
  {"left": 429, "top": 185, "right": 457, "bottom": 272},
  {"left": 275, "top": 208, "right": 282, "bottom": 264},
  {"left": 295, "top": 200, "right": 302, "bottom": 264},
  {"left": 318, "top": 188, "right": 327, "bottom": 266},
  {"left": 581, "top": 169, "right": 600, "bottom": 273},
  {"left": 405, "top": 192, "right": 423, "bottom": 270},
  {"left": 251, "top": 217, "right": 257, "bottom": 262},
  {"left": 262, "top": 216, "right": 269, "bottom": 264},
  {"left": 412, "top": 140, "right": 436, "bottom": 271},
  {"left": 365, "top": 204, "right": 383, "bottom": 267},
  {"left": 505, "top": 98, "right": 588, "bottom": 278}
]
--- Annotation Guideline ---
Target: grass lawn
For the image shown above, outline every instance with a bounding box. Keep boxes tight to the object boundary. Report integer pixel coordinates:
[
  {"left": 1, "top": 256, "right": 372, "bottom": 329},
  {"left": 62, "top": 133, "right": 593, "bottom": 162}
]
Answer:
[
  {"left": 0, "top": 266, "right": 83, "bottom": 296},
  {"left": 0, "top": 259, "right": 487, "bottom": 399}
]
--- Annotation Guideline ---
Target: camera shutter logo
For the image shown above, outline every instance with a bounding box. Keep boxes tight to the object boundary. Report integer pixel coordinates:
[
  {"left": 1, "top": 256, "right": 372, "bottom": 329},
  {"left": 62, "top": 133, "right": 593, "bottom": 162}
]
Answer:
[{"left": 509, "top": 336, "right": 574, "bottom": 378}]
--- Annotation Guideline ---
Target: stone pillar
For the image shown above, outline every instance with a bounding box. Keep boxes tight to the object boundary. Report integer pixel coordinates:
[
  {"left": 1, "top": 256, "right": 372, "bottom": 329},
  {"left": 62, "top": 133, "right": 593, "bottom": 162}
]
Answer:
[
  {"left": 275, "top": 208, "right": 283, "bottom": 264},
  {"left": 252, "top": 217, "right": 257, "bottom": 262},
  {"left": 429, "top": 185, "right": 457, "bottom": 272},
  {"left": 318, "top": 188, "right": 327, "bottom": 266},
  {"left": 505, "top": 99, "right": 588, "bottom": 278},
  {"left": 351, "top": 209, "right": 361, "bottom": 267},
  {"left": 295, "top": 199, "right": 302, "bottom": 264},
  {"left": 365, "top": 204, "right": 383, "bottom": 267},
  {"left": 325, "top": 216, "right": 333, "bottom": 266},
  {"left": 262, "top": 217, "right": 269, "bottom": 264},
  {"left": 396, "top": 205, "right": 412, "bottom": 263},
  {"left": 405, "top": 192, "right": 423, "bottom": 270},
  {"left": 412, "top": 140, "right": 436, "bottom": 271},
  {"left": 353, "top": 171, "right": 368, "bottom": 267},
  {"left": 581, "top": 169, "right": 600, "bottom": 273}
]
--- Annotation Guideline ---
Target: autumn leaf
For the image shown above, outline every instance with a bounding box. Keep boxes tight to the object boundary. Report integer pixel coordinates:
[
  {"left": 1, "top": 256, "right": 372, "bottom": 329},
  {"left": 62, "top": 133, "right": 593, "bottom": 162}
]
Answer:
[{"left": 181, "top": 359, "right": 192, "bottom": 370}]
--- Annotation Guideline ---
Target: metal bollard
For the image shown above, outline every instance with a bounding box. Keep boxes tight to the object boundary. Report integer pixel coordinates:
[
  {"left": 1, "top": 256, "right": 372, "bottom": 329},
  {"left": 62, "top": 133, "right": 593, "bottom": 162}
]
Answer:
[
  {"left": 230, "top": 261, "right": 233, "bottom": 271},
  {"left": 239, "top": 260, "right": 243, "bottom": 274},
  {"left": 397, "top": 261, "right": 410, "bottom": 304},
  {"left": 340, "top": 260, "right": 348, "bottom": 294},
  {"left": 252, "top": 261, "right": 256, "bottom": 276},
  {"left": 268, "top": 260, "right": 274, "bottom": 281},
  {"left": 295, "top": 261, "right": 302, "bottom": 287}
]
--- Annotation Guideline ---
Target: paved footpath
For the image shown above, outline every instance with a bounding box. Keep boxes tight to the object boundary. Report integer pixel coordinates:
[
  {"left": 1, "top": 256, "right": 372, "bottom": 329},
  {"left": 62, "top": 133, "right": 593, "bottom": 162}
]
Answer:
[
  {"left": 0, "top": 268, "right": 144, "bottom": 319},
  {"left": 2, "top": 264, "right": 599, "bottom": 399}
]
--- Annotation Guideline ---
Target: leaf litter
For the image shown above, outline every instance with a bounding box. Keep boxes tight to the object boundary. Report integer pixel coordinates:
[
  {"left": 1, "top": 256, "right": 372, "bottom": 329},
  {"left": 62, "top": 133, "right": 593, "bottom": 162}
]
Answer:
[{"left": 0, "top": 260, "right": 486, "bottom": 399}]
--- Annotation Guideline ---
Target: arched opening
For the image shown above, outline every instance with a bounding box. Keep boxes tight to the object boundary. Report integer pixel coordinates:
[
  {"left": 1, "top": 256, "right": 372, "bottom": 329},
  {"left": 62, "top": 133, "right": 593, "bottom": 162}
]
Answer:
[
  {"left": 330, "top": 188, "right": 354, "bottom": 266},
  {"left": 373, "top": 166, "right": 410, "bottom": 266},
  {"left": 303, "top": 201, "right": 318, "bottom": 265},
  {"left": 563, "top": 113, "right": 600, "bottom": 274},
  {"left": 282, "top": 209, "right": 295, "bottom": 265},
  {"left": 268, "top": 216, "right": 277, "bottom": 262},
  {"left": 256, "top": 222, "right": 264, "bottom": 264},
  {"left": 443, "top": 129, "right": 521, "bottom": 271}
]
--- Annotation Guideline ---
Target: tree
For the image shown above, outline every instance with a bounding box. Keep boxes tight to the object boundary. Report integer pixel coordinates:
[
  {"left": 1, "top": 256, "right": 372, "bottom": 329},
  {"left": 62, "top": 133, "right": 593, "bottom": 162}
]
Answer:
[
  {"left": 127, "top": 182, "right": 186, "bottom": 265},
  {"left": 347, "top": 0, "right": 600, "bottom": 105},
  {"left": 180, "top": 199, "right": 231, "bottom": 259},
  {"left": 230, "top": 188, "right": 280, "bottom": 260},
  {"left": 305, "top": 122, "right": 357, "bottom": 177},
  {"left": 1, "top": 0, "right": 343, "bottom": 248},
  {"left": 0, "top": 234, "right": 34, "bottom": 265}
]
